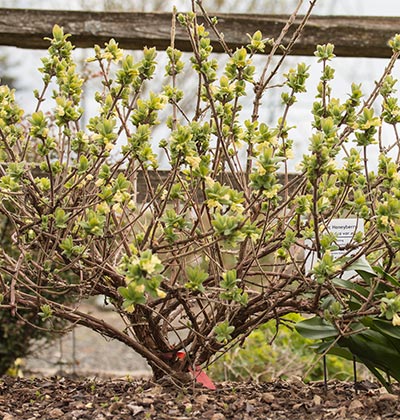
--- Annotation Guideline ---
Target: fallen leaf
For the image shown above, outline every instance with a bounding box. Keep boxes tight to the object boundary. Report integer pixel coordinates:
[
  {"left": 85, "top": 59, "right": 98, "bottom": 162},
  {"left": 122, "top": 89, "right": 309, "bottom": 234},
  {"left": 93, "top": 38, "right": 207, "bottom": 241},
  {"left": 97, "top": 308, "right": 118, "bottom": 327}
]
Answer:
[
  {"left": 189, "top": 366, "right": 216, "bottom": 390},
  {"left": 196, "top": 394, "right": 209, "bottom": 406},
  {"left": 378, "top": 393, "right": 398, "bottom": 402},
  {"left": 48, "top": 408, "right": 64, "bottom": 418},
  {"left": 127, "top": 404, "right": 145, "bottom": 416},
  {"left": 288, "top": 376, "right": 305, "bottom": 387},
  {"left": 313, "top": 394, "right": 322, "bottom": 406},
  {"left": 109, "top": 401, "right": 124, "bottom": 413},
  {"left": 348, "top": 399, "right": 364, "bottom": 411},
  {"left": 246, "top": 402, "right": 255, "bottom": 413},
  {"left": 261, "top": 392, "right": 275, "bottom": 403},
  {"left": 210, "top": 414, "right": 226, "bottom": 420}
]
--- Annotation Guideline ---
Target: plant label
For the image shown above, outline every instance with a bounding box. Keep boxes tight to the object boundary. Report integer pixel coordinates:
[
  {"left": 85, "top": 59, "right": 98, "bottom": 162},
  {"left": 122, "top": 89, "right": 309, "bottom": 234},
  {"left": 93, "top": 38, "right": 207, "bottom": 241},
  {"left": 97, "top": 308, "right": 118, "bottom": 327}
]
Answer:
[{"left": 305, "top": 218, "right": 364, "bottom": 279}]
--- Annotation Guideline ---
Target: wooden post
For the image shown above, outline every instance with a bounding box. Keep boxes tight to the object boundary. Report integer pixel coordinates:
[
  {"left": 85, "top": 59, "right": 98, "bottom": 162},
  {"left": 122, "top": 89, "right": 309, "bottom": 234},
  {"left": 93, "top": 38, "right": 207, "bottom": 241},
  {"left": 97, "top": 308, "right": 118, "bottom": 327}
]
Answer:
[{"left": 0, "top": 9, "right": 396, "bottom": 58}]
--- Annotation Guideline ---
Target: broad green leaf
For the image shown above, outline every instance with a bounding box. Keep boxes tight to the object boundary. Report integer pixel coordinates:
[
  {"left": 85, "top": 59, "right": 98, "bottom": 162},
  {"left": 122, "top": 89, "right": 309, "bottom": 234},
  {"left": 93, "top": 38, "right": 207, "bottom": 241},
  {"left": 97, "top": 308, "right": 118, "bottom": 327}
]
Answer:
[
  {"left": 326, "top": 346, "right": 355, "bottom": 361},
  {"left": 347, "top": 256, "right": 376, "bottom": 281},
  {"left": 332, "top": 277, "right": 369, "bottom": 299},
  {"left": 310, "top": 331, "right": 396, "bottom": 391},
  {"left": 339, "top": 333, "right": 400, "bottom": 382},
  {"left": 374, "top": 266, "right": 400, "bottom": 287},
  {"left": 314, "top": 340, "right": 356, "bottom": 361},
  {"left": 370, "top": 318, "right": 400, "bottom": 340},
  {"left": 295, "top": 317, "right": 338, "bottom": 340}
]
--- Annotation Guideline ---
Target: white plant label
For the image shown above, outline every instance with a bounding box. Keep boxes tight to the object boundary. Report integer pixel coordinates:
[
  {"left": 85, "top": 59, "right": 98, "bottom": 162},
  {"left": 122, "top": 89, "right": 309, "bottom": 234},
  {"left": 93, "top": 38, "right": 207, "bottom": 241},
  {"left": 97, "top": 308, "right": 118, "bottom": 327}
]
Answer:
[
  {"left": 305, "top": 218, "right": 364, "bottom": 277},
  {"left": 329, "top": 218, "right": 364, "bottom": 259}
]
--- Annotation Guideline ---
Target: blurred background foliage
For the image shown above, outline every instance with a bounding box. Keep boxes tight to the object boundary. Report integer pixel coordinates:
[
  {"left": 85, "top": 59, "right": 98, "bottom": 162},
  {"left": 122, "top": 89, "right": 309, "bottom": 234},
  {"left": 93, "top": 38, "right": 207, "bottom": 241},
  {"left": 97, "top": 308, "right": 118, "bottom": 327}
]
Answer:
[{"left": 208, "top": 314, "right": 363, "bottom": 383}]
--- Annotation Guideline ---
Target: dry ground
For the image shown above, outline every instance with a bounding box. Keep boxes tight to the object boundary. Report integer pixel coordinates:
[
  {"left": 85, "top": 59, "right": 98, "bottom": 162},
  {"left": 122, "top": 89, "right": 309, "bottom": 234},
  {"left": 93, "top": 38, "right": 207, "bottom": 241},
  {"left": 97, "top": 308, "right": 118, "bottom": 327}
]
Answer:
[
  {"left": 0, "top": 376, "right": 399, "bottom": 420},
  {"left": 2, "top": 303, "right": 398, "bottom": 419}
]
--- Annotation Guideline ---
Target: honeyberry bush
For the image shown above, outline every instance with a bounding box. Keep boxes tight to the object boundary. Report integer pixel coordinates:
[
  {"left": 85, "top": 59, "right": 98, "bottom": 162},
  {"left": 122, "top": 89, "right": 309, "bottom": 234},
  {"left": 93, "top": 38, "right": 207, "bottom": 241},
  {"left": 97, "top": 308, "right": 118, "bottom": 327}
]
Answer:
[{"left": 2, "top": 3, "right": 400, "bottom": 385}]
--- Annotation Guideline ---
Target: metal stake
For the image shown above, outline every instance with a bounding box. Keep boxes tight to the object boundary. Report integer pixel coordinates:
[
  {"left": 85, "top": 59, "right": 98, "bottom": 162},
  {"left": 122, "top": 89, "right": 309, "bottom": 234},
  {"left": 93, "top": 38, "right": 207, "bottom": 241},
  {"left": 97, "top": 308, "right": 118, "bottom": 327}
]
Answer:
[
  {"left": 58, "top": 336, "right": 64, "bottom": 376},
  {"left": 323, "top": 355, "right": 328, "bottom": 393},
  {"left": 353, "top": 356, "right": 358, "bottom": 393},
  {"left": 72, "top": 328, "right": 77, "bottom": 375}
]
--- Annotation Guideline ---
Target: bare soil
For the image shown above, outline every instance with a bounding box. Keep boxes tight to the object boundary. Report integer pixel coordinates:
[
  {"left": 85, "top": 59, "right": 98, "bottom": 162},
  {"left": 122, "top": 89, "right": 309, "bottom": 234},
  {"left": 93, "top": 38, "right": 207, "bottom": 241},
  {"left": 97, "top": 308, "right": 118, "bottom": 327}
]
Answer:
[
  {"left": 2, "top": 304, "right": 398, "bottom": 419},
  {"left": 0, "top": 376, "right": 399, "bottom": 419}
]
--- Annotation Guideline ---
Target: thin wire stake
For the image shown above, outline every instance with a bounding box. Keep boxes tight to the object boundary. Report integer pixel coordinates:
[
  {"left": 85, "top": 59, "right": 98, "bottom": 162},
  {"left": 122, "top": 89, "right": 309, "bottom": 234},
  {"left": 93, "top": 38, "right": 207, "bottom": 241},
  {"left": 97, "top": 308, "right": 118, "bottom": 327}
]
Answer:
[
  {"left": 58, "top": 336, "right": 64, "bottom": 376},
  {"left": 353, "top": 356, "right": 358, "bottom": 393},
  {"left": 323, "top": 355, "right": 328, "bottom": 393},
  {"left": 72, "top": 328, "right": 77, "bottom": 375}
]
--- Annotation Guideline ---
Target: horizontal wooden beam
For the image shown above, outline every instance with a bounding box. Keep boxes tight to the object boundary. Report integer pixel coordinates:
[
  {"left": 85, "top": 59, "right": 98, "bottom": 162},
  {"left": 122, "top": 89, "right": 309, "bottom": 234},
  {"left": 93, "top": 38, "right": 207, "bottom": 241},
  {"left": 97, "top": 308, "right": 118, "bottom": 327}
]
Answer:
[
  {"left": 24, "top": 167, "right": 297, "bottom": 203},
  {"left": 135, "top": 170, "right": 298, "bottom": 203},
  {"left": 0, "top": 8, "right": 397, "bottom": 58}
]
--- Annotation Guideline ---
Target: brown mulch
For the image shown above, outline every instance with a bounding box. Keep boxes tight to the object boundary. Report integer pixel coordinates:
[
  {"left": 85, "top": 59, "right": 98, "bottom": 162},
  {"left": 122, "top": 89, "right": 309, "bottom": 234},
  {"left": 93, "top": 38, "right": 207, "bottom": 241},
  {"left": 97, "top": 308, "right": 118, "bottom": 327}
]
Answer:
[{"left": 0, "top": 376, "right": 399, "bottom": 420}]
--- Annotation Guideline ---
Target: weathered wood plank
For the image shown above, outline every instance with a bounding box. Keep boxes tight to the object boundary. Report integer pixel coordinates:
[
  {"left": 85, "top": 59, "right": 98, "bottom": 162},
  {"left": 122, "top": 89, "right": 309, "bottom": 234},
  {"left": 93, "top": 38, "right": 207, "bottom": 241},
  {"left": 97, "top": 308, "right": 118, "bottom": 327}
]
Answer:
[
  {"left": 135, "top": 171, "right": 298, "bottom": 203},
  {"left": 0, "top": 8, "right": 396, "bottom": 58}
]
